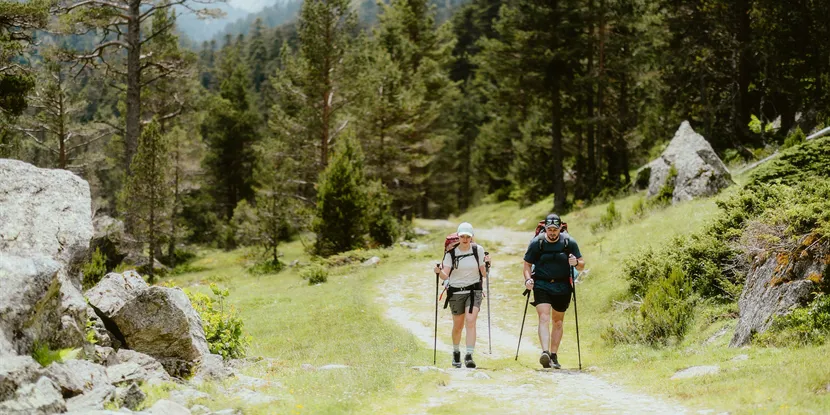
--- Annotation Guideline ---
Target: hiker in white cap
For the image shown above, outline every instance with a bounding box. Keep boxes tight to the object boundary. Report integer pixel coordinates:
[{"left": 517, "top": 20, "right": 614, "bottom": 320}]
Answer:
[{"left": 433, "top": 222, "right": 488, "bottom": 368}]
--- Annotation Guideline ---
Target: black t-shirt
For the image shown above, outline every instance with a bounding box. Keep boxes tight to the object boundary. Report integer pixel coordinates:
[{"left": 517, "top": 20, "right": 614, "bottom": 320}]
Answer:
[{"left": 523, "top": 233, "right": 582, "bottom": 281}]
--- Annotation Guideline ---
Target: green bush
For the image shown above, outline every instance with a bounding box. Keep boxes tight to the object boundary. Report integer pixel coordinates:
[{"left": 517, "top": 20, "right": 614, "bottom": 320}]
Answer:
[
  {"left": 591, "top": 201, "right": 622, "bottom": 233},
  {"left": 186, "top": 283, "right": 250, "bottom": 360},
  {"left": 756, "top": 293, "right": 830, "bottom": 346},
  {"left": 630, "top": 197, "right": 647, "bottom": 221},
  {"left": 604, "top": 267, "right": 695, "bottom": 345},
  {"left": 31, "top": 342, "right": 81, "bottom": 367},
  {"left": 634, "top": 167, "right": 651, "bottom": 190},
  {"left": 782, "top": 126, "right": 806, "bottom": 149},
  {"left": 750, "top": 135, "right": 830, "bottom": 186},
  {"left": 301, "top": 263, "right": 328, "bottom": 285},
  {"left": 247, "top": 259, "right": 283, "bottom": 275},
  {"left": 82, "top": 247, "right": 107, "bottom": 290}
]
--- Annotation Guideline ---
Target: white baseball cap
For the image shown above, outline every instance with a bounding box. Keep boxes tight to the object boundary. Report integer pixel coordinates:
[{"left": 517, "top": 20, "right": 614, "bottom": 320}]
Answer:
[{"left": 457, "top": 222, "right": 474, "bottom": 237}]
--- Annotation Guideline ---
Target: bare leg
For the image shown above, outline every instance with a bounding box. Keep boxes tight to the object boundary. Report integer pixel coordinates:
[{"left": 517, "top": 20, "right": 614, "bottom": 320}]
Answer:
[
  {"left": 452, "top": 313, "right": 464, "bottom": 345},
  {"left": 550, "top": 310, "right": 566, "bottom": 353},
  {"left": 536, "top": 304, "right": 552, "bottom": 351},
  {"left": 465, "top": 306, "right": 480, "bottom": 347}
]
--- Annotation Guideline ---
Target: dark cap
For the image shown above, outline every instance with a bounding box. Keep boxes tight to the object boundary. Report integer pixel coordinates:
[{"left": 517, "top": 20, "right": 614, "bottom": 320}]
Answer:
[{"left": 544, "top": 214, "right": 562, "bottom": 229}]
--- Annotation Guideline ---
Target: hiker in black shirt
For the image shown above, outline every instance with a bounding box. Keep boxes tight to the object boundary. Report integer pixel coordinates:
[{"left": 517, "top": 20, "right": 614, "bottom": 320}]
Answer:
[{"left": 522, "top": 214, "right": 585, "bottom": 369}]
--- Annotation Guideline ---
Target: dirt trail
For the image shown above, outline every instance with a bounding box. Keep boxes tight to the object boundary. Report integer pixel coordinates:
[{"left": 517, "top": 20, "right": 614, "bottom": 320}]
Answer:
[{"left": 378, "top": 222, "right": 700, "bottom": 415}]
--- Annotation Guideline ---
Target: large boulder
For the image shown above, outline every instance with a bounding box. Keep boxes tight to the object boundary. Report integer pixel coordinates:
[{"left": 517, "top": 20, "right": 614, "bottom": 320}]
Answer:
[
  {"left": 0, "top": 255, "right": 84, "bottom": 354},
  {"left": 111, "top": 287, "right": 209, "bottom": 376},
  {"left": 731, "top": 235, "right": 829, "bottom": 346},
  {"left": 636, "top": 121, "right": 733, "bottom": 203},
  {"left": 43, "top": 359, "right": 109, "bottom": 398},
  {"left": 0, "top": 159, "right": 93, "bottom": 353},
  {"left": 0, "top": 376, "right": 66, "bottom": 415},
  {"left": 0, "top": 158, "right": 93, "bottom": 271},
  {"left": 85, "top": 271, "right": 149, "bottom": 317}
]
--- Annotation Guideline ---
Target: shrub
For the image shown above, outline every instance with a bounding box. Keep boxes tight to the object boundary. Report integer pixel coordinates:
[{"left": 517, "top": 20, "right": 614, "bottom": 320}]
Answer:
[
  {"left": 634, "top": 167, "right": 651, "bottom": 190},
  {"left": 630, "top": 197, "right": 647, "bottom": 221},
  {"left": 756, "top": 293, "right": 830, "bottom": 346},
  {"left": 231, "top": 200, "right": 258, "bottom": 247},
  {"left": 637, "top": 267, "right": 695, "bottom": 344},
  {"left": 247, "top": 259, "right": 283, "bottom": 275},
  {"left": 82, "top": 247, "right": 107, "bottom": 290},
  {"left": 301, "top": 263, "right": 328, "bottom": 285},
  {"left": 749, "top": 135, "right": 830, "bottom": 186},
  {"left": 31, "top": 342, "right": 81, "bottom": 367},
  {"left": 591, "top": 201, "right": 622, "bottom": 233},
  {"left": 186, "top": 284, "right": 250, "bottom": 360},
  {"left": 782, "top": 126, "right": 805, "bottom": 149}
]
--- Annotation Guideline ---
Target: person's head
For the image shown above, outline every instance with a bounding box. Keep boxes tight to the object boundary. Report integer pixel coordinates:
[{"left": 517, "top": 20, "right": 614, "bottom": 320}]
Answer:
[
  {"left": 457, "top": 222, "right": 474, "bottom": 244},
  {"left": 544, "top": 214, "right": 561, "bottom": 239}
]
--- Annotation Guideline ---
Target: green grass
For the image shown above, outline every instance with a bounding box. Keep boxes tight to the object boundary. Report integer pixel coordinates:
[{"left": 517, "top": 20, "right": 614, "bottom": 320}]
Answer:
[
  {"left": 163, "top": 239, "right": 445, "bottom": 414},
  {"left": 164, "top": 175, "right": 830, "bottom": 414}
]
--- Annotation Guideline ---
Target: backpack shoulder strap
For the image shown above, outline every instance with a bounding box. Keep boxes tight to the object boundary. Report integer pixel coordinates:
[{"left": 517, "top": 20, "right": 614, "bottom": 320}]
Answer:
[{"left": 471, "top": 243, "right": 483, "bottom": 279}]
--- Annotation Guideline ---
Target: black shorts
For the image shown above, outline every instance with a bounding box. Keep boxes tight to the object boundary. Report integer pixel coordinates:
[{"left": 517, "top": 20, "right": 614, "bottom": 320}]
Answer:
[{"left": 532, "top": 288, "right": 571, "bottom": 312}]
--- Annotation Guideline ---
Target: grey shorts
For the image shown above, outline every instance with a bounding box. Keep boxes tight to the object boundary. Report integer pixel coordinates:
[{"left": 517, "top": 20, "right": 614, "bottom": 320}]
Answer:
[{"left": 448, "top": 291, "right": 483, "bottom": 315}]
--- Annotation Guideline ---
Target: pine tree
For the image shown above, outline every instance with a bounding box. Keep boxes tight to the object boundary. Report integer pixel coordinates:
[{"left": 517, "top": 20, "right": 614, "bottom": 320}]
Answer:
[
  {"left": 247, "top": 18, "right": 268, "bottom": 93},
  {"left": 313, "top": 132, "right": 368, "bottom": 256},
  {"left": 121, "top": 119, "right": 169, "bottom": 282},
  {"left": 202, "top": 48, "right": 260, "bottom": 222}
]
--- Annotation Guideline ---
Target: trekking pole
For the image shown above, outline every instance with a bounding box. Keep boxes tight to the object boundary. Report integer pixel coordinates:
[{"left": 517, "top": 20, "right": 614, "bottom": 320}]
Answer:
[
  {"left": 571, "top": 266, "right": 582, "bottom": 371},
  {"left": 485, "top": 252, "right": 491, "bottom": 354},
  {"left": 515, "top": 289, "right": 531, "bottom": 361},
  {"left": 434, "top": 264, "right": 439, "bottom": 365}
]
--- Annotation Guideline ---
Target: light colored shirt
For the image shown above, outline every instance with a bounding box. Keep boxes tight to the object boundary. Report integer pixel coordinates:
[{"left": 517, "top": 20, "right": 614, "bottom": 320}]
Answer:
[{"left": 442, "top": 244, "right": 485, "bottom": 288}]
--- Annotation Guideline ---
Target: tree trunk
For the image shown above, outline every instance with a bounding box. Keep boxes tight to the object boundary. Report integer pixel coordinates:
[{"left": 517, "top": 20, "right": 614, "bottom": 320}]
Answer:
[
  {"left": 732, "top": 0, "right": 754, "bottom": 148},
  {"left": 125, "top": 0, "right": 142, "bottom": 174},
  {"left": 58, "top": 72, "right": 67, "bottom": 170},
  {"left": 585, "top": 0, "right": 596, "bottom": 196}
]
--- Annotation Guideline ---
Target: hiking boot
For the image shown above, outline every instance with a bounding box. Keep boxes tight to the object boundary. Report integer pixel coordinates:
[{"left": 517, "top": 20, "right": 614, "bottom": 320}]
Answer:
[
  {"left": 539, "top": 351, "right": 551, "bottom": 369},
  {"left": 452, "top": 351, "right": 462, "bottom": 368},
  {"left": 551, "top": 353, "right": 561, "bottom": 369},
  {"left": 464, "top": 354, "right": 476, "bottom": 369}
]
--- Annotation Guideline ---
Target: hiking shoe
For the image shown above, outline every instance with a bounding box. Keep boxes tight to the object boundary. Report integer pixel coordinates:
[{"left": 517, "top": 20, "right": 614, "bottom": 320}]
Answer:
[
  {"left": 464, "top": 354, "right": 476, "bottom": 369},
  {"left": 539, "top": 351, "right": 551, "bottom": 369},
  {"left": 551, "top": 353, "right": 561, "bottom": 369},
  {"left": 452, "top": 351, "right": 462, "bottom": 368}
]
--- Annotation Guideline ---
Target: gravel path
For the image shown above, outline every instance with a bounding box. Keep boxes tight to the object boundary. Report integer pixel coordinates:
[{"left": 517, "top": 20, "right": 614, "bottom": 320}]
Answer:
[{"left": 377, "top": 223, "right": 700, "bottom": 415}]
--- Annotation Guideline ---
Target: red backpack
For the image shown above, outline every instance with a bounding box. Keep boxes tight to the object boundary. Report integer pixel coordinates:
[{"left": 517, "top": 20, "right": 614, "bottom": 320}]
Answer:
[
  {"left": 534, "top": 221, "right": 568, "bottom": 237},
  {"left": 442, "top": 232, "right": 482, "bottom": 279}
]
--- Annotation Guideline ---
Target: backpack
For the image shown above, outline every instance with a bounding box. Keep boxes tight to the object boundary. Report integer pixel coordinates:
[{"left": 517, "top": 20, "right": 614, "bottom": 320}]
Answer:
[
  {"left": 531, "top": 222, "right": 571, "bottom": 268},
  {"left": 443, "top": 233, "right": 483, "bottom": 280}
]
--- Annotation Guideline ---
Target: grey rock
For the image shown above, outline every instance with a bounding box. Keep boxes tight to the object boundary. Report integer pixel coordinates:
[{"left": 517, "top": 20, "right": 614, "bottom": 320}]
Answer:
[
  {"left": 210, "top": 409, "right": 241, "bottom": 415},
  {"left": 671, "top": 365, "right": 720, "bottom": 380},
  {"left": 114, "top": 382, "right": 145, "bottom": 410},
  {"left": 106, "top": 362, "right": 147, "bottom": 385},
  {"left": 90, "top": 346, "right": 118, "bottom": 366},
  {"left": 472, "top": 371, "right": 490, "bottom": 380},
  {"left": 0, "top": 355, "right": 42, "bottom": 401},
  {"left": 0, "top": 158, "right": 93, "bottom": 270},
  {"left": 362, "top": 256, "right": 381, "bottom": 266},
  {"left": 190, "top": 354, "right": 234, "bottom": 386},
  {"left": 189, "top": 404, "right": 211, "bottom": 415},
  {"left": 65, "top": 384, "right": 116, "bottom": 412},
  {"left": 43, "top": 359, "right": 109, "bottom": 397},
  {"left": 638, "top": 121, "right": 733, "bottom": 203},
  {"left": 111, "top": 287, "right": 209, "bottom": 376},
  {"left": 85, "top": 271, "right": 149, "bottom": 317},
  {"left": 731, "top": 354, "right": 749, "bottom": 362},
  {"left": 0, "top": 376, "right": 66, "bottom": 415},
  {"left": 145, "top": 399, "right": 192, "bottom": 415},
  {"left": 233, "top": 374, "right": 277, "bottom": 390},
  {"left": 413, "top": 227, "right": 430, "bottom": 236},
  {"left": 0, "top": 255, "right": 63, "bottom": 355},
  {"left": 731, "top": 237, "right": 829, "bottom": 346},
  {"left": 112, "top": 349, "right": 171, "bottom": 382},
  {"left": 85, "top": 307, "right": 112, "bottom": 348},
  {"left": 411, "top": 366, "right": 446, "bottom": 373}
]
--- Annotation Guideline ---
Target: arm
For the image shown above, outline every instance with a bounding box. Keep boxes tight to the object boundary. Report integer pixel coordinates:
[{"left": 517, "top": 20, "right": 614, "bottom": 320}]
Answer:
[{"left": 523, "top": 261, "right": 534, "bottom": 289}]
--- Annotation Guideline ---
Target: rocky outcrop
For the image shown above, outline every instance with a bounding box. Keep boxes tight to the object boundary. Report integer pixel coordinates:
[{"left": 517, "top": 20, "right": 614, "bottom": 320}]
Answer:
[
  {"left": 85, "top": 271, "right": 149, "bottom": 316},
  {"left": 0, "top": 159, "right": 93, "bottom": 269},
  {"left": 0, "top": 376, "right": 66, "bottom": 415},
  {"left": 636, "top": 121, "right": 733, "bottom": 203},
  {"left": 731, "top": 235, "right": 830, "bottom": 346},
  {"left": 111, "top": 287, "right": 209, "bottom": 376},
  {"left": 0, "top": 159, "right": 93, "bottom": 355}
]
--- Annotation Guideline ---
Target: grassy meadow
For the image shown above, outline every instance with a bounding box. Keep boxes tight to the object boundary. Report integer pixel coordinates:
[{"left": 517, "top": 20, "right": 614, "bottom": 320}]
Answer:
[{"left": 160, "top": 178, "right": 830, "bottom": 414}]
